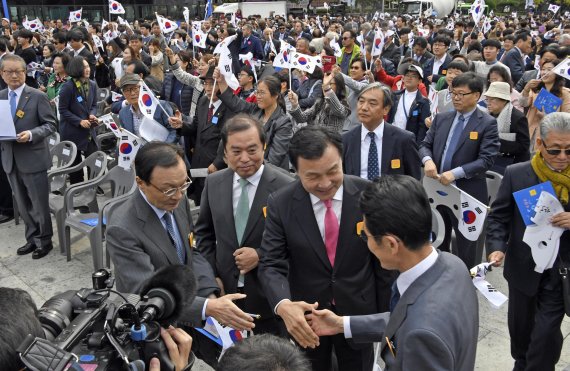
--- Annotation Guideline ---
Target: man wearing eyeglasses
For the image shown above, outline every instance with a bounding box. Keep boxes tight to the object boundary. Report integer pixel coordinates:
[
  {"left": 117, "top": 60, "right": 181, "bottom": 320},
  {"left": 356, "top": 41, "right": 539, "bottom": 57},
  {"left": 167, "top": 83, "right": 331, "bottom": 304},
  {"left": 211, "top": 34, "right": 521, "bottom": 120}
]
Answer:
[
  {"left": 420, "top": 72, "right": 500, "bottom": 268},
  {"left": 486, "top": 112, "right": 570, "bottom": 371},
  {"left": 338, "top": 30, "right": 361, "bottom": 75},
  {"left": 106, "top": 142, "right": 256, "bottom": 334}
]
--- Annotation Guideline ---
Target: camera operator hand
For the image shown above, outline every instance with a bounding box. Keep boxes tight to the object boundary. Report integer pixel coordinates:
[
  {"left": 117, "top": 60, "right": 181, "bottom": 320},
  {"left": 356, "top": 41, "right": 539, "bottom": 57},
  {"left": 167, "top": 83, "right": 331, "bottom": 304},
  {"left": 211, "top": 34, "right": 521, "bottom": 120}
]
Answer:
[{"left": 159, "top": 326, "right": 193, "bottom": 371}]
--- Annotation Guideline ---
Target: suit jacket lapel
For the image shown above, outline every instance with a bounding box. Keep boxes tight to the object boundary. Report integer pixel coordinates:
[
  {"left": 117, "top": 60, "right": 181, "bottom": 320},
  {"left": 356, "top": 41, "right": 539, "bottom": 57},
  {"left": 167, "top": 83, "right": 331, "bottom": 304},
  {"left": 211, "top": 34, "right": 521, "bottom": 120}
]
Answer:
[
  {"left": 381, "top": 124, "right": 394, "bottom": 174},
  {"left": 134, "top": 190, "right": 180, "bottom": 264},
  {"left": 435, "top": 111, "right": 455, "bottom": 165},
  {"left": 241, "top": 165, "right": 274, "bottom": 244},
  {"left": 13, "top": 87, "right": 31, "bottom": 124},
  {"left": 351, "top": 126, "right": 362, "bottom": 176},
  {"left": 380, "top": 252, "right": 445, "bottom": 354},
  {"left": 215, "top": 169, "right": 239, "bottom": 246},
  {"left": 292, "top": 182, "right": 332, "bottom": 270},
  {"left": 333, "top": 178, "right": 360, "bottom": 272}
]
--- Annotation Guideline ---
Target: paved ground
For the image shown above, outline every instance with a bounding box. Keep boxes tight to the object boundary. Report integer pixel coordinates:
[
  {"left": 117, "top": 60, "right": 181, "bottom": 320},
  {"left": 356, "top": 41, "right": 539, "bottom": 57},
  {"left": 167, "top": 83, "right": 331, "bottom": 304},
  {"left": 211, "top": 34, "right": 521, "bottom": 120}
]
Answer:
[{"left": 1, "top": 215, "right": 569, "bottom": 370}]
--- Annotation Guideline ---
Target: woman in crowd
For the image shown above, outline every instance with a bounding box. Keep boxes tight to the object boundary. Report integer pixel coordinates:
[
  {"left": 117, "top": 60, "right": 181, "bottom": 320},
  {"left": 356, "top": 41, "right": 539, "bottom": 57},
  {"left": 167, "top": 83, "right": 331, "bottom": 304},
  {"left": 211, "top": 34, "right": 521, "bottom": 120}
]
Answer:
[
  {"left": 46, "top": 52, "right": 71, "bottom": 124},
  {"left": 288, "top": 71, "right": 350, "bottom": 134},
  {"left": 374, "top": 57, "right": 428, "bottom": 96},
  {"left": 38, "top": 44, "right": 56, "bottom": 91},
  {"left": 215, "top": 68, "right": 293, "bottom": 170},
  {"left": 148, "top": 37, "right": 164, "bottom": 82},
  {"left": 485, "top": 65, "right": 523, "bottom": 112},
  {"left": 484, "top": 81, "right": 530, "bottom": 174},
  {"left": 161, "top": 50, "right": 196, "bottom": 116},
  {"left": 58, "top": 56, "right": 98, "bottom": 184},
  {"left": 520, "top": 59, "right": 570, "bottom": 152}
]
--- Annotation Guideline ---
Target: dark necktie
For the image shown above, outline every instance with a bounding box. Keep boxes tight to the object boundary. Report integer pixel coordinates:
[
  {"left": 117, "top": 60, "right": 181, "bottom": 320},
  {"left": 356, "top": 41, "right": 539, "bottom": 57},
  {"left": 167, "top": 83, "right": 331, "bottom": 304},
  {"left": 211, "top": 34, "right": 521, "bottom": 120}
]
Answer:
[
  {"left": 390, "top": 280, "right": 400, "bottom": 313},
  {"left": 441, "top": 115, "right": 465, "bottom": 172},
  {"left": 162, "top": 213, "right": 185, "bottom": 264},
  {"left": 207, "top": 104, "right": 214, "bottom": 123},
  {"left": 367, "top": 132, "right": 379, "bottom": 180}
]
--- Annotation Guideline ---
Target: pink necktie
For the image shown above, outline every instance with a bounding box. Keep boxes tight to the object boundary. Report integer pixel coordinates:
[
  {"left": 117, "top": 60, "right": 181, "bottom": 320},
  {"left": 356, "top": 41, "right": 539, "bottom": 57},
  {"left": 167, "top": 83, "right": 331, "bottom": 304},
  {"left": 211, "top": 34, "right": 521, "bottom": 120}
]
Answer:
[{"left": 324, "top": 199, "right": 339, "bottom": 267}]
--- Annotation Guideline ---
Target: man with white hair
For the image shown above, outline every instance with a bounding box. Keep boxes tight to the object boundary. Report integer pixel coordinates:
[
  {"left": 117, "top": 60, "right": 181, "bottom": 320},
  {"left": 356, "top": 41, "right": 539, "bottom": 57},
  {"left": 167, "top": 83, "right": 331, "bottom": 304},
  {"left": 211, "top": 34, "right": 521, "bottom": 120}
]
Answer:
[{"left": 486, "top": 112, "right": 570, "bottom": 371}]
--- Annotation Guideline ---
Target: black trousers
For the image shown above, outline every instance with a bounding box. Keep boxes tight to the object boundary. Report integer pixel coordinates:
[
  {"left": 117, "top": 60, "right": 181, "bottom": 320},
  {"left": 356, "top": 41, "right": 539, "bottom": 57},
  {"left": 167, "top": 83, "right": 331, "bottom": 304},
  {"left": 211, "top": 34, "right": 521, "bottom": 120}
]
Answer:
[
  {"left": 508, "top": 273, "right": 565, "bottom": 371},
  {"left": 0, "top": 150, "right": 13, "bottom": 216},
  {"left": 302, "top": 332, "right": 374, "bottom": 371}
]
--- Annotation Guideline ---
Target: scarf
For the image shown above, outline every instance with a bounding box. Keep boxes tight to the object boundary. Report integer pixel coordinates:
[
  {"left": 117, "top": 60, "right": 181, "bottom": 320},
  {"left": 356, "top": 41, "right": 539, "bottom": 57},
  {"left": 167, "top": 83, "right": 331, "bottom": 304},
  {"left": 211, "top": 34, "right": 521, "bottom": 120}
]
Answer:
[
  {"left": 531, "top": 151, "right": 570, "bottom": 205},
  {"left": 496, "top": 102, "right": 515, "bottom": 142}
]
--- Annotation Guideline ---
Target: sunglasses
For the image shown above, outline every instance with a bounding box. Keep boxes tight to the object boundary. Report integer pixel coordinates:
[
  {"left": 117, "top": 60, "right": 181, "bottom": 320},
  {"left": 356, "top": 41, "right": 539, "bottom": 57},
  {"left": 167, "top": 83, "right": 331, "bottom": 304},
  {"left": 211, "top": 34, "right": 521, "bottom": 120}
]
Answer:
[{"left": 542, "top": 140, "right": 570, "bottom": 156}]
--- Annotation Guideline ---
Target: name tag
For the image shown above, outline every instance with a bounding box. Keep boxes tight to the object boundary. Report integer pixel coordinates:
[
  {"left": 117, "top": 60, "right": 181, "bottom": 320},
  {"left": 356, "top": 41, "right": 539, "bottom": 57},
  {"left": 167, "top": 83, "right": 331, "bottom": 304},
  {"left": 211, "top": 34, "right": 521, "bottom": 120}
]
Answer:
[
  {"left": 211, "top": 116, "right": 219, "bottom": 125},
  {"left": 412, "top": 110, "right": 418, "bottom": 117},
  {"left": 77, "top": 96, "right": 83, "bottom": 103},
  {"left": 391, "top": 159, "right": 401, "bottom": 169},
  {"left": 470, "top": 131, "right": 478, "bottom": 140},
  {"left": 356, "top": 221, "right": 364, "bottom": 235},
  {"left": 263, "top": 206, "right": 267, "bottom": 218}
]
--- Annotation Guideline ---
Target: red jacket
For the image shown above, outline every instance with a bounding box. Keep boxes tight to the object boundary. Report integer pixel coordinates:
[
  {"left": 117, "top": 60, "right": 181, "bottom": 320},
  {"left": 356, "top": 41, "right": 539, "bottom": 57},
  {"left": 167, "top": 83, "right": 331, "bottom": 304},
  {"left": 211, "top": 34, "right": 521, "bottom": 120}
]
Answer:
[
  {"left": 234, "top": 87, "right": 257, "bottom": 103},
  {"left": 375, "top": 68, "right": 428, "bottom": 97}
]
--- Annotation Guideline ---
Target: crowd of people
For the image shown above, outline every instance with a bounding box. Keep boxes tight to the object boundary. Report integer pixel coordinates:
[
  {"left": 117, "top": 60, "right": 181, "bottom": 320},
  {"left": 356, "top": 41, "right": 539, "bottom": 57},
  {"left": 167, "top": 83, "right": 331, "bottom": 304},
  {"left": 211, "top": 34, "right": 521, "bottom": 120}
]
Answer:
[{"left": 0, "top": 6, "right": 570, "bottom": 371}]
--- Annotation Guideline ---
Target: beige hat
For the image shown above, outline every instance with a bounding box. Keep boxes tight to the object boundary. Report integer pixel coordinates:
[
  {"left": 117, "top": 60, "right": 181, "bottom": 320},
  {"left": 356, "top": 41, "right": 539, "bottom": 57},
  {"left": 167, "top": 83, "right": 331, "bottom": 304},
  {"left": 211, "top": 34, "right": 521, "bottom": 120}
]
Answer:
[
  {"left": 484, "top": 81, "right": 511, "bottom": 102},
  {"left": 119, "top": 73, "right": 142, "bottom": 89}
]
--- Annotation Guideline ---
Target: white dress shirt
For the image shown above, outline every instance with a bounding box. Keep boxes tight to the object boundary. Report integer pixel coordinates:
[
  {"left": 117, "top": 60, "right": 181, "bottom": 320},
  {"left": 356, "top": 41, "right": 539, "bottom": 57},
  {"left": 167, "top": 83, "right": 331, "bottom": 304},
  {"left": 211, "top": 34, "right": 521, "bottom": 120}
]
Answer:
[
  {"left": 309, "top": 185, "right": 343, "bottom": 240},
  {"left": 232, "top": 164, "right": 264, "bottom": 214},
  {"left": 360, "top": 123, "right": 385, "bottom": 180},
  {"left": 393, "top": 90, "right": 418, "bottom": 130},
  {"left": 431, "top": 54, "right": 447, "bottom": 89}
]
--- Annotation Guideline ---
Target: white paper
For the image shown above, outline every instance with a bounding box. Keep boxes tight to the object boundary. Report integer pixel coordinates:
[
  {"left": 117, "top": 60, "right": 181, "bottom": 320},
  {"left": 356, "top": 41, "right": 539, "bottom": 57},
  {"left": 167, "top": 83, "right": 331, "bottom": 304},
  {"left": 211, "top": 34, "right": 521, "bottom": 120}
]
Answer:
[
  {"left": 473, "top": 279, "right": 508, "bottom": 308},
  {"left": 0, "top": 100, "right": 17, "bottom": 140},
  {"left": 138, "top": 117, "right": 169, "bottom": 142},
  {"left": 62, "top": 148, "right": 70, "bottom": 156},
  {"left": 190, "top": 168, "right": 209, "bottom": 178},
  {"left": 523, "top": 191, "right": 565, "bottom": 273},
  {"left": 95, "top": 159, "right": 102, "bottom": 168}
]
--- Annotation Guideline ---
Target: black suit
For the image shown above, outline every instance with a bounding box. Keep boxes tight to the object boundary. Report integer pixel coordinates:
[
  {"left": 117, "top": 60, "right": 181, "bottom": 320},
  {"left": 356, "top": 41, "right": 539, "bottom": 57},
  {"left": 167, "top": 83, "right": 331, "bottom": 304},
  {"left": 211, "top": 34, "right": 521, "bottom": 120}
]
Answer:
[
  {"left": 180, "top": 96, "right": 229, "bottom": 205},
  {"left": 486, "top": 162, "right": 570, "bottom": 370},
  {"left": 195, "top": 164, "right": 294, "bottom": 332},
  {"left": 492, "top": 107, "right": 530, "bottom": 174},
  {"left": 342, "top": 124, "right": 422, "bottom": 180},
  {"left": 262, "top": 38, "right": 281, "bottom": 62},
  {"left": 258, "top": 176, "right": 395, "bottom": 371},
  {"left": 382, "top": 42, "right": 401, "bottom": 70}
]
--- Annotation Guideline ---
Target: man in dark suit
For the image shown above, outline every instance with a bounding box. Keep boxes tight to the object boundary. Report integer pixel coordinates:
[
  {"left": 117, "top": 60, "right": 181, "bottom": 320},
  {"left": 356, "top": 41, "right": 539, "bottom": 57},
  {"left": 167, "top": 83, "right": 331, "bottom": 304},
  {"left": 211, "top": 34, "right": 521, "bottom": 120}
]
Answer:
[
  {"left": 387, "top": 65, "right": 431, "bottom": 144},
  {"left": 258, "top": 126, "right": 394, "bottom": 371},
  {"left": 486, "top": 112, "right": 570, "bottom": 371},
  {"left": 262, "top": 28, "right": 281, "bottom": 62},
  {"left": 106, "top": 142, "right": 256, "bottom": 332},
  {"left": 408, "top": 36, "right": 433, "bottom": 68},
  {"left": 0, "top": 55, "right": 56, "bottom": 259},
  {"left": 169, "top": 67, "right": 228, "bottom": 206},
  {"left": 423, "top": 35, "right": 452, "bottom": 90},
  {"left": 343, "top": 83, "right": 421, "bottom": 181},
  {"left": 307, "top": 175, "right": 479, "bottom": 370},
  {"left": 239, "top": 24, "right": 263, "bottom": 62},
  {"left": 420, "top": 72, "right": 500, "bottom": 267},
  {"left": 14, "top": 29, "right": 39, "bottom": 89},
  {"left": 381, "top": 31, "right": 401, "bottom": 70},
  {"left": 195, "top": 115, "right": 294, "bottom": 335},
  {"left": 501, "top": 32, "right": 532, "bottom": 87},
  {"left": 68, "top": 30, "right": 96, "bottom": 80}
]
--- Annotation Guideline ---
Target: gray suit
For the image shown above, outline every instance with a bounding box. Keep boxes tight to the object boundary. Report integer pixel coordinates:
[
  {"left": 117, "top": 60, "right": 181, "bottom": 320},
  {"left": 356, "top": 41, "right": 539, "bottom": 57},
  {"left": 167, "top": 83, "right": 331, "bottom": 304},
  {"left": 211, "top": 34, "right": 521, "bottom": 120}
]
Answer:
[
  {"left": 106, "top": 189, "right": 219, "bottom": 326},
  {"left": 349, "top": 252, "right": 479, "bottom": 371},
  {"left": 195, "top": 163, "right": 294, "bottom": 322},
  {"left": 0, "top": 85, "right": 56, "bottom": 247}
]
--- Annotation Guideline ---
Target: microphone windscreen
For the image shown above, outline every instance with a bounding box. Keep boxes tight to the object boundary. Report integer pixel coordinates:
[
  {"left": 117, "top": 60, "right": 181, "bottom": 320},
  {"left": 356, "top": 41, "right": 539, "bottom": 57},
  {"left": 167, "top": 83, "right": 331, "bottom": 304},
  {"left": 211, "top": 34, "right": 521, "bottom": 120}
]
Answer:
[{"left": 139, "top": 264, "right": 197, "bottom": 323}]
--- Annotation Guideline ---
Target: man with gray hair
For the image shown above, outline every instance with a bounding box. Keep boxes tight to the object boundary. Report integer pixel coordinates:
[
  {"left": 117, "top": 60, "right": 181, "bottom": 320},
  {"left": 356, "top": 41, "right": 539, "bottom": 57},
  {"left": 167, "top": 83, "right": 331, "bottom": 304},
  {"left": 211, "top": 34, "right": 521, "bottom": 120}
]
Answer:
[
  {"left": 486, "top": 112, "right": 570, "bottom": 371},
  {"left": 342, "top": 82, "right": 422, "bottom": 180}
]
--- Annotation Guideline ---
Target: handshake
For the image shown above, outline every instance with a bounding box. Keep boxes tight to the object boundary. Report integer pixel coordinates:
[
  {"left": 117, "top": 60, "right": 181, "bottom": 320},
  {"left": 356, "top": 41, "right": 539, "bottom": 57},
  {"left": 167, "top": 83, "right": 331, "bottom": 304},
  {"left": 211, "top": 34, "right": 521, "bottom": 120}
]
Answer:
[{"left": 276, "top": 300, "right": 346, "bottom": 349}]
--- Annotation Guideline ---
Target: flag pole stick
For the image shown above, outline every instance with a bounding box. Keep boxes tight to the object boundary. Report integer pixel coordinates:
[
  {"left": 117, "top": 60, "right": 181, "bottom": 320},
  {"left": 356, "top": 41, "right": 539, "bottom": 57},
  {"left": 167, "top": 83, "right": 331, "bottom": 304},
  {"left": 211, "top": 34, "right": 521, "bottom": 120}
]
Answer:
[
  {"left": 210, "top": 79, "right": 217, "bottom": 106},
  {"left": 289, "top": 67, "right": 292, "bottom": 91}
]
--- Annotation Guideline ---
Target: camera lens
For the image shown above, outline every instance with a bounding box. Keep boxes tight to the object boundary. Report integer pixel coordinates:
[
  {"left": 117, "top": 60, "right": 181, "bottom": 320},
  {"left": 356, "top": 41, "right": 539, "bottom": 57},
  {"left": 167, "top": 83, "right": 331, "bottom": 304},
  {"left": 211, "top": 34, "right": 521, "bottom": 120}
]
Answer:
[{"left": 38, "top": 295, "right": 74, "bottom": 340}]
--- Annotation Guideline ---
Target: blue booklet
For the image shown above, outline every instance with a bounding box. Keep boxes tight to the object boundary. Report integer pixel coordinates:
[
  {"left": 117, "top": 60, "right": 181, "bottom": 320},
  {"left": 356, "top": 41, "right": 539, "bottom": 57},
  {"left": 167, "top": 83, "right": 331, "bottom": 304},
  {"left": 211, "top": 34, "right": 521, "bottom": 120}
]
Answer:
[
  {"left": 533, "top": 88, "right": 563, "bottom": 114},
  {"left": 79, "top": 217, "right": 107, "bottom": 227},
  {"left": 513, "top": 181, "right": 556, "bottom": 226}
]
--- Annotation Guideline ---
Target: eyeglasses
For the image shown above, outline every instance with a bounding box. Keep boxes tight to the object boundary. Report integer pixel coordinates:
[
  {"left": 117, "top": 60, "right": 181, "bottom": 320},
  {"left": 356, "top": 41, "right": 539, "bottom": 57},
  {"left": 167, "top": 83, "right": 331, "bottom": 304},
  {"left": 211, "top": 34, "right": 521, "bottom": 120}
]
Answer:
[
  {"left": 342, "top": 36, "right": 352, "bottom": 40},
  {"left": 450, "top": 91, "right": 476, "bottom": 99},
  {"left": 2, "top": 70, "right": 25, "bottom": 75},
  {"left": 542, "top": 140, "right": 570, "bottom": 156},
  {"left": 122, "top": 86, "right": 140, "bottom": 94},
  {"left": 433, "top": 43, "right": 447, "bottom": 47},
  {"left": 254, "top": 90, "right": 268, "bottom": 97},
  {"left": 148, "top": 177, "right": 192, "bottom": 197}
]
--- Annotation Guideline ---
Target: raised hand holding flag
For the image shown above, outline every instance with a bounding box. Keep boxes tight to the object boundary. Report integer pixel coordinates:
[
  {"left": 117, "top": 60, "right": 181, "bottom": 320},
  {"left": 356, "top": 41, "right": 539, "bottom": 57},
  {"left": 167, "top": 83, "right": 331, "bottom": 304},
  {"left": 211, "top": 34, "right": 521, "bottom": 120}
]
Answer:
[
  {"left": 156, "top": 13, "right": 178, "bottom": 34},
  {"left": 549, "top": 4, "right": 561, "bottom": 14}
]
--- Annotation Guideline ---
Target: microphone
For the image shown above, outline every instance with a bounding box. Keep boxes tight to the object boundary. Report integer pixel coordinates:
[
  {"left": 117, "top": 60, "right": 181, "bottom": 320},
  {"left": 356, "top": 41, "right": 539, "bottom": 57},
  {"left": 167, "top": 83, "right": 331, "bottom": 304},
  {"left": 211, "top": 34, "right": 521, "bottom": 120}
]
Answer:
[{"left": 138, "top": 265, "right": 197, "bottom": 324}]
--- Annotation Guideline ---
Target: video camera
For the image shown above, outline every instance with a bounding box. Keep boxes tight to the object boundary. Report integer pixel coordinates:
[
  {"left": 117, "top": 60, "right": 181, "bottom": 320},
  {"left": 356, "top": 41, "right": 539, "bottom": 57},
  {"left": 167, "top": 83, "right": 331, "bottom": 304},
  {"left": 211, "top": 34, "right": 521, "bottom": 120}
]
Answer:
[{"left": 17, "top": 266, "right": 197, "bottom": 371}]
